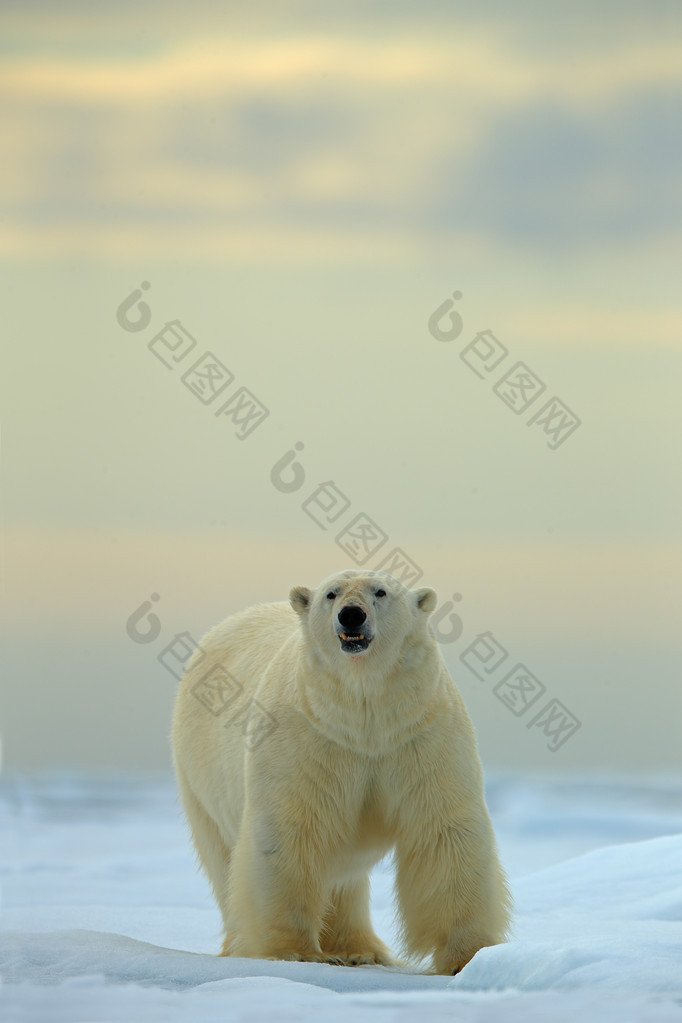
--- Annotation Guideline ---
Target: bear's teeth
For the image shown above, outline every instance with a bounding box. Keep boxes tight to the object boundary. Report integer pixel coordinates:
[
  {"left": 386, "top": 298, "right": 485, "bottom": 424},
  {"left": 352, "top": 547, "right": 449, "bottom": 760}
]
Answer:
[{"left": 340, "top": 633, "right": 364, "bottom": 641}]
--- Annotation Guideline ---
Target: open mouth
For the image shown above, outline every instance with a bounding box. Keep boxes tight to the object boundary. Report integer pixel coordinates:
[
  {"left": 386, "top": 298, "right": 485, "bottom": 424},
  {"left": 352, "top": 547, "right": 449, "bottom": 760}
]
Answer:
[{"left": 338, "top": 631, "right": 372, "bottom": 654}]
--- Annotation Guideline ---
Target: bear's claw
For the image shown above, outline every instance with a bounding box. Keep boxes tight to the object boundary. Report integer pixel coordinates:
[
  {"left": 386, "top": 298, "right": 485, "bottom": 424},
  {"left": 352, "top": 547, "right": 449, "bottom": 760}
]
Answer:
[{"left": 266, "top": 951, "right": 346, "bottom": 966}]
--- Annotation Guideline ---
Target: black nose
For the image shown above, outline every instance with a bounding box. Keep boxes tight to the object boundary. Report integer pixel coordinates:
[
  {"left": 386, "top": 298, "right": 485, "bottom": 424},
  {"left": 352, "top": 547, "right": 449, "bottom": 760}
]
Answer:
[{"left": 338, "top": 605, "right": 367, "bottom": 631}]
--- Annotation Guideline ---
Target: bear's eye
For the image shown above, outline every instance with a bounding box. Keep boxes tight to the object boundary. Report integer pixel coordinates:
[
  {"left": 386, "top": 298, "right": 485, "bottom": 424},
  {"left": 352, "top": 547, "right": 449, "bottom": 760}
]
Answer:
[
  {"left": 326, "top": 591, "right": 337, "bottom": 600},
  {"left": 375, "top": 589, "right": 386, "bottom": 598}
]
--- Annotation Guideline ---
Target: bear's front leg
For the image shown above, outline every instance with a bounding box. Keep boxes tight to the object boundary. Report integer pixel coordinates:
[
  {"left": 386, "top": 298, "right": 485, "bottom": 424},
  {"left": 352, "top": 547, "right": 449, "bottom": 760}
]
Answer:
[
  {"left": 395, "top": 812, "right": 512, "bottom": 975},
  {"left": 225, "top": 806, "right": 343, "bottom": 965}
]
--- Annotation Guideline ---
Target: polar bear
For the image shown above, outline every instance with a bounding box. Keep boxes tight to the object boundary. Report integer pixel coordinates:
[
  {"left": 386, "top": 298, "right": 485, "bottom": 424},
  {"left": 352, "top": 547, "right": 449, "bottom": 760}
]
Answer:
[{"left": 172, "top": 569, "right": 512, "bottom": 974}]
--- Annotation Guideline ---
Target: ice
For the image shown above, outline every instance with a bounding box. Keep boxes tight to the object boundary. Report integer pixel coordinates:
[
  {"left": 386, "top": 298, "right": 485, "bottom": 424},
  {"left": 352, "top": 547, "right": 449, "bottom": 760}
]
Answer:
[{"left": 2, "top": 773, "right": 682, "bottom": 1022}]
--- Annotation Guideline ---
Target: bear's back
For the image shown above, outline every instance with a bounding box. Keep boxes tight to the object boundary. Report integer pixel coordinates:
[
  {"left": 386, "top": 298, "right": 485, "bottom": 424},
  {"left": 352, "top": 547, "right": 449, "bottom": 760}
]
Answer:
[
  {"left": 172, "top": 600, "right": 300, "bottom": 828},
  {"left": 181, "top": 600, "right": 298, "bottom": 701}
]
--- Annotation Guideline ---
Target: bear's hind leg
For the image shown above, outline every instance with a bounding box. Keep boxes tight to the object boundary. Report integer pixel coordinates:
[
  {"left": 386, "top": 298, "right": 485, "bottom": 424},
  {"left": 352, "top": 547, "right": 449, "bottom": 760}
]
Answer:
[
  {"left": 320, "top": 876, "right": 398, "bottom": 967},
  {"left": 176, "top": 768, "right": 234, "bottom": 950}
]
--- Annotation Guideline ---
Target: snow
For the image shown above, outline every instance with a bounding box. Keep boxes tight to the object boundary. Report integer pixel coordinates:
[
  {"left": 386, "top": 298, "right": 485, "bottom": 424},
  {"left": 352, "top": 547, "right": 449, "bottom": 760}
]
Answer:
[{"left": 2, "top": 773, "right": 682, "bottom": 1022}]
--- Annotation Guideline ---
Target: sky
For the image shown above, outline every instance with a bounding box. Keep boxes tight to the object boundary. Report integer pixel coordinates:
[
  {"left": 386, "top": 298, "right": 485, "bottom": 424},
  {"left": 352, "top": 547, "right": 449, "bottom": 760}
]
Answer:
[{"left": 1, "top": 0, "right": 681, "bottom": 772}]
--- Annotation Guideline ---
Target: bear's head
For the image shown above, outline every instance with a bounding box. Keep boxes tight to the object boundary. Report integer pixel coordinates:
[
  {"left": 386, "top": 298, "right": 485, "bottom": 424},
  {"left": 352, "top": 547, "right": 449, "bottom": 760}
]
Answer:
[{"left": 290, "top": 569, "right": 437, "bottom": 673}]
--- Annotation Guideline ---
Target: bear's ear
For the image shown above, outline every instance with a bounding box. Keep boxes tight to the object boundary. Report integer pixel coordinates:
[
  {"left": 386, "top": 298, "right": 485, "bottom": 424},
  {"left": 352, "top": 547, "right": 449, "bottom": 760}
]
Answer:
[
  {"left": 415, "top": 587, "right": 437, "bottom": 616},
  {"left": 290, "top": 586, "right": 312, "bottom": 616}
]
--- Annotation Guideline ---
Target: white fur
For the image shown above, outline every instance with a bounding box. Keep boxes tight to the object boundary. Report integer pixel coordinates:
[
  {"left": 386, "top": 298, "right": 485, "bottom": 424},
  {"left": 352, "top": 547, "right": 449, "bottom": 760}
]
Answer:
[{"left": 172, "top": 569, "right": 512, "bottom": 973}]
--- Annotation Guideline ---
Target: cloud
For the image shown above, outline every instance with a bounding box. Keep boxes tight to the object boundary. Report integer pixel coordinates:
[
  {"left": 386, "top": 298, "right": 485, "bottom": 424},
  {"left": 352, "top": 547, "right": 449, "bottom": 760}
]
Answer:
[
  {"left": 428, "top": 91, "right": 682, "bottom": 246},
  {"left": 1, "top": 7, "right": 681, "bottom": 257}
]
